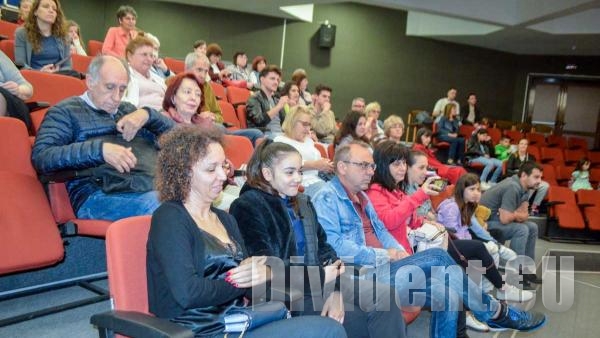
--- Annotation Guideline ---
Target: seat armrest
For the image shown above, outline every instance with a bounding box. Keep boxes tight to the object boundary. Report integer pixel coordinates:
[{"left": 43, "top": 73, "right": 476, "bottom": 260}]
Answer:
[
  {"left": 90, "top": 310, "right": 194, "bottom": 338},
  {"left": 578, "top": 203, "right": 594, "bottom": 209},
  {"left": 546, "top": 201, "right": 566, "bottom": 207},
  {"left": 26, "top": 101, "right": 50, "bottom": 112}
]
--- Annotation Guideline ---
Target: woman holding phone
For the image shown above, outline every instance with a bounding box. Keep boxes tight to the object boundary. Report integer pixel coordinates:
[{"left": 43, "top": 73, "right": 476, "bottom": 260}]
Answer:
[{"left": 14, "top": 0, "right": 72, "bottom": 73}]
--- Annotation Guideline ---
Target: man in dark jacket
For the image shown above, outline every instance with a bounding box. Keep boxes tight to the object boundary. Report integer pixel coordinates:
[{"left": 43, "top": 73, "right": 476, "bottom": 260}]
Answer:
[
  {"left": 32, "top": 55, "right": 174, "bottom": 221},
  {"left": 245, "top": 65, "right": 287, "bottom": 138}
]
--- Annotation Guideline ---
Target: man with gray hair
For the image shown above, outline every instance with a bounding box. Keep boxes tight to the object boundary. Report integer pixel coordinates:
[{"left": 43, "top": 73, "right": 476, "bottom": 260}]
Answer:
[
  {"left": 32, "top": 55, "right": 174, "bottom": 221},
  {"left": 351, "top": 97, "right": 365, "bottom": 112},
  {"left": 184, "top": 52, "right": 263, "bottom": 145}
]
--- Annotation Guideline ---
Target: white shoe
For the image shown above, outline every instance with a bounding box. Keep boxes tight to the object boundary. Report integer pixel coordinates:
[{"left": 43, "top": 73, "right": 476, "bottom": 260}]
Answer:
[
  {"left": 480, "top": 182, "right": 492, "bottom": 191},
  {"left": 498, "top": 244, "right": 517, "bottom": 262},
  {"left": 466, "top": 311, "right": 490, "bottom": 332},
  {"left": 482, "top": 277, "right": 495, "bottom": 294},
  {"left": 496, "top": 284, "right": 534, "bottom": 302}
]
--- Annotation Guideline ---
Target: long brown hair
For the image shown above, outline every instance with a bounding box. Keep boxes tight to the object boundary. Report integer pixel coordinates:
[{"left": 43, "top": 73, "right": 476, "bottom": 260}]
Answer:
[
  {"left": 454, "top": 173, "right": 480, "bottom": 226},
  {"left": 25, "top": 0, "right": 68, "bottom": 53}
]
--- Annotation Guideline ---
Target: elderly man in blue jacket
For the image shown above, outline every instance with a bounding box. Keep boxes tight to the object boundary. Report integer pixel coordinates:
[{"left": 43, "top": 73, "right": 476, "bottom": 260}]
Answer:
[
  {"left": 312, "top": 141, "right": 546, "bottom": 337},
  {"left": 32, "top": 55, "right": 174, "bottom": 221}
]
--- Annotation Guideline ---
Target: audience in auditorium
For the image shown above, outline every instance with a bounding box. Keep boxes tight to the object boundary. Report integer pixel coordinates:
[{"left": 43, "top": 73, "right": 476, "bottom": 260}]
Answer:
[
  {"left": 461, "top": 93, "right": 482, "bottom": 125},
  {"left": 192, "top": 39, "right": 206, "bottom": 56},
  {"left": 144, "top": 33, "right": 173, "bottom": 80},
  {"left": 292, "top": 70, "right": 312, "bottom": 106},
  {"left": 148, "top": 126, "right": 346, "bottom": 338},
  {"left": 16, "top": 0, "right": 33, "bottom": 25},
  {"left": 412, "top": 128, "right": 466, "bottom": 185},
  {"left": 437, "top": 103, "right": 465, "bottom": 165},
  {"left": 67, "top": 20, "right": 86, "bottom": 56},
  {"left": 206, "top": 43, "right": 229, "bottom": 84},
  {"left": 310, "top": 84, "right": 336, "bottom": 143},
  {"left": 15, "top": 0, "right": 72, "bottom": 73},
  {"left": 250, "top": 55, "right": 266, "bottom": 91},
  {"left": 227, "top": 51, "right": 253, "bottom": 89},
  {"left": 32, "top": 55, "right": 174, "bottom": 221},
  {"left": 279, "top": 81, "right": 300, "bottom": 115},
  {"left": 246, "top": 64, "right": 286, "bottom": 139},
  {"left": 183, "top": 52, "right": 264, "bottom": 145},
  {"left": 229, "top": 140, "right": 407, "bottom": 338},
  {"left": 382, "top": 115, "right": 405, "bottom": 144},
  {"left": 122, "top": 35, "right": 166, "bottom": 111},
  {"left": 274, "top": 106, "right": 332, "bottom": 196},
  {"left": 102, "top": 5, "right": 139, "bottom": 58},
  {"left": 505, "top": 138, "right": 549, "bottom": 215},
  {"left": 466, "top": 128, "right": 504, "bottom": 189},
  {"left": 0, "top": 51, "right": 33, "bottom": 129},
  {"left": 479, "top": 161, "right": 544, "bottom": 288},
  {"left": 351, "top": 97, "right": 365, "bottom": 112},
  {"left": 312, "top": 141, "right": 547, "bottom": 337},
  {"left": 432, "top": 88, "right": 459, "bottom": 123},
  {"left": 334, "top": 110, "right": 369, "bottom": 147}
]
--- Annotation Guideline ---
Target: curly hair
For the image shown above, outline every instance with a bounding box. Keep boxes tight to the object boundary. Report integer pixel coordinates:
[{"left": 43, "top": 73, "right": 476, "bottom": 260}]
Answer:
[
  {"left": 25, "top": 0, "right": 68, "bottom": 53},
  {"left": 156, "top": 125, "right": 224, "bottom": 202}
]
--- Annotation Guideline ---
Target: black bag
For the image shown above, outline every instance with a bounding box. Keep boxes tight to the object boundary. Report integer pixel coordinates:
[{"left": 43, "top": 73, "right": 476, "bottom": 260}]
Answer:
[
  {"left": 222, "top": 301, "right": 290, "bottom": 336},
  {"left": 91, "top": 134, "right": 158, "bottom": 193}
]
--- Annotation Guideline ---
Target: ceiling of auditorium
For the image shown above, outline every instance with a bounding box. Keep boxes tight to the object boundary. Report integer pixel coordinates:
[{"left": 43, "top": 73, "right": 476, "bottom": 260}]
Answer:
[{"left": 154, "top": 0, "right": 600, "bottom": 55}]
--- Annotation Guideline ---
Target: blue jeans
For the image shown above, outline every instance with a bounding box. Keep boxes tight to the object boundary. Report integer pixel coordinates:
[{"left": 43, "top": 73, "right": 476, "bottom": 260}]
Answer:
[
  {"left": 470, "top": 156, "right": 503, "bottom": 183},
  {"left": 437, "top": 135, "right": 465, "bottom": 162},
  {"left": 76, "top": 189, "right": 160, "bottom": 221},
  {"left": 215, "top": 316, "right": 346, "bottom": 338},
  {"left": 529, "top": 180, "right": 549, "bottom": 207},
  {"left": 374, "top": 248, "right": 499, "bottom": 338},
  {"left": 226, "top": 128, "right": 264, "bottom": 146},
  {"left": 487, "top": 220, "right": 538, "bottom": 260}
]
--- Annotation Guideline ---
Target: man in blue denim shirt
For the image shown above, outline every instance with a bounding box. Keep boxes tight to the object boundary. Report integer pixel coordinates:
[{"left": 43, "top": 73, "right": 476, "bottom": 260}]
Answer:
[{"left": 312, "top": 142, "right": 546, "bottom": 337}]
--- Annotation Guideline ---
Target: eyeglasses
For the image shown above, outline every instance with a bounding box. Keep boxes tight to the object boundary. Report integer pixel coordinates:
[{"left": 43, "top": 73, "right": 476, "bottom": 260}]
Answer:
[{"left": 343, "top": 161, "right": 376, "bottom": 171}]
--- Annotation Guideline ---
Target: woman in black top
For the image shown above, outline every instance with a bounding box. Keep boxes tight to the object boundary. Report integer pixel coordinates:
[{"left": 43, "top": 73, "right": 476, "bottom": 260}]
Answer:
[
  {"left": 147, "top": 126, "right": 346, "bottom": 338},
  {"left": 229, "top": 140, "right": 408, "bottom": 338}
]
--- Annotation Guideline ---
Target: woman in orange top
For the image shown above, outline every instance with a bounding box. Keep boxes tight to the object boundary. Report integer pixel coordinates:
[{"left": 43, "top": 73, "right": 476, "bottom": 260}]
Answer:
[{"left": 102, "top": 5, "right": 139, "bottom": 57}]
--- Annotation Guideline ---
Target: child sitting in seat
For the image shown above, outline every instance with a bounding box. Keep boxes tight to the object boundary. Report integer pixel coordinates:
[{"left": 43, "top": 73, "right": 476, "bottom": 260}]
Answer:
[{"left": 571, "top": 157, "right": 593, "bottom": 191}]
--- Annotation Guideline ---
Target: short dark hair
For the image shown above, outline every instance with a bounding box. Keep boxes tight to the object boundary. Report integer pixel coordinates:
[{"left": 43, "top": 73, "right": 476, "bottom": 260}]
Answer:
[
  {"left": 415, "top": 128, "right": 433, "bottom": 145},
  {"left": 500, "top": 136, "right": 510, "bottom": 142},
  {"left": 116, "top": 5, "right": 137, "bottom": 20},
  {"left": 314, "top": 84, "right": 332, "bottom": 96},
  {"left": 162, "top": 72, "right": 203, "bottom": 114},
  {"left": 246, "top": 140, "right": 300, "bottom": 196},
  {"left": 206, "top": 43, "right": 223, "bottom": 58},
  {"left": 372, "top": 141, "right": 410, "bottom": 192},
  {"left": 251, "top": 56, "right": 266, "bottom": 71},
  {"left": 519, "top": 161, "right": 542, "bottom": 177},
  {"left": 193, "top": 40, "right": 206, "bottom": 49},
  {"left": 279, "top": 81, "right": 298, "bottom": 97},
  {"left": 259, "top": 65, "right": 282, "bottom": 79},
  {"left": 476, "top": 128, "right": 488, "bottom": 136},
  {"left": 156, "top": 125, "right": 224, "bottom": 202},
  {"left": 232, "top": 51, "right": 246, "bottom": 64}
]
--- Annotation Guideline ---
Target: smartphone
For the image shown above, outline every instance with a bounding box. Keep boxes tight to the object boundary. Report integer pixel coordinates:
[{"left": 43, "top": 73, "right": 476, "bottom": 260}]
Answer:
[
  {"left": 431, "top": 178, "right": 448, "bottom": 191},
  {"left": 54, "top": 57, "right": 70, "bottom": 67}
]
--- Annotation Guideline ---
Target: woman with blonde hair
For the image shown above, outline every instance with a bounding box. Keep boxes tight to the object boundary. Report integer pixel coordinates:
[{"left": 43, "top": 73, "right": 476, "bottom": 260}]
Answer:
[
  {"left": 365, "top": 101, "right": 384, "bottom": 138},
  {"left": 274, "top": 105, "right": 333, "bottom": 196},
  {"left": 383, "top": 115, "right": 405, "bottom": 144}
]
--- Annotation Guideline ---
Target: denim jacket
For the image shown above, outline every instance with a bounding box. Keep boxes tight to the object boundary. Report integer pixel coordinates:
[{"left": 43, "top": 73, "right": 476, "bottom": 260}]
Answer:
[{"left": 312, "top": 176, "right": 404, "bottom": 267}]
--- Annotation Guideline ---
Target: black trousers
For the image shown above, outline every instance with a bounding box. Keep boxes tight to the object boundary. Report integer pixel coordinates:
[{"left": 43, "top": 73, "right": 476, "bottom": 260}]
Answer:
[{"left": 447, "top": 239, "right": 503, "bottom": 289}]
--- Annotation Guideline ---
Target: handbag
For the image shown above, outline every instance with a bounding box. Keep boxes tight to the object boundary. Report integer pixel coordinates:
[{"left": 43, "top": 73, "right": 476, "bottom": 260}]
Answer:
[
  {"left": 409, "top": 222, "right": 449, "bottom": 252},
  {"left": 222, "top": 301, "right": 290, "bottom": 337}
]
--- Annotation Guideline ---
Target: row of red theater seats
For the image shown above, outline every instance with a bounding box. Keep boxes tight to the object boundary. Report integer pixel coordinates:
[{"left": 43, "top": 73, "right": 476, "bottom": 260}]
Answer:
[{"left": 547, "top": 186, "right": 600, "bottom": 231}]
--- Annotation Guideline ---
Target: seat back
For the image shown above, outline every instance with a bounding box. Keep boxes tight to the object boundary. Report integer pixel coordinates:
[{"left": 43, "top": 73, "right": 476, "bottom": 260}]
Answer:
[
  {"left": 106, "top": 216, "right": 152, "bottom": 313},
  {"left": 487, "top": 128, "right": 502, "bottom": 145},
  {"left": 590, "top": 168, "right": 600, "bottom": 186},
  {"left": 327, "top": 143, "right": 335, "bottom": 161},
  {"left": 236, "top": 104, "right": 247, "bottom": 129},
  {"left": 568, "top": 137, "right": 588, "bottom": 150},
  {"left": 71, "top": 54, "right": 93, "bottom": 74},
  {"left": 87, "top": 40, "right": 104, "bottom": 56},
  {"left": 21, "top": 70, "right": 87, "bottom": 106},
  {"left": 431, "top": 185, "right": 455, "bottom": 211},
  {"left": 0, "top": 20, "right": 19, "bottom": 39},
  {"left": 548, "top": 185, "right": 577, "bottom": 205},
  {"left": 217, "top": 100, "right": 241, "bottom": 129},
  {"left": 504, "top": 130, "right": 523, "bottom": 143},
  {"left": 0, "top": 117, "right": 64, "bottom": 275},
  {"left": 576, "top": 190, "right": 600, "bottom": 207},
  {"left": 527, "top": 132, "right": 547, "bottom": 147},
  {"left": 527, "top": 145, "right": 540, "bottom": 162},
  {"left": 564, "top": 149, "right": 586, "bottom": 166},
  {"left": 458, "top": 124, "right": 475, "bottom": 138},
  {"left": 210, "top": 82, "right": 226, "bottom": 100},
  {"left": 226, "top": 86, "right": 251, "bottom": 107},
  {"left": 223, "top": 134, "right": 253, "bottom": 169},
  {"left": 314, "top": 143, "right": 327, "bottom": 158},
  {"left": 555, "top": 165, "right": 575, "bottom": 186},
  {"left": 547, "top": 134, "right": 567, "bottom": 148},
  {"left": 0, "top": 39, "right": 15, "bottom": 61},
  {"left": 541, "top": 164, "right": 558, "bottom": 186},
  {"left": 540, "top": 147, "right": 564, "bottom": 166},
  {"left": 164, "top": 57, "right": 184, "bottom": 74}
]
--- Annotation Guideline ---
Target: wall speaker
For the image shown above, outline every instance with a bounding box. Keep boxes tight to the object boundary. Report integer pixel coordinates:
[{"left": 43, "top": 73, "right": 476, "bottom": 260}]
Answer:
[{"left": 318, "top": 24, "right": 336, "bottom": 48}]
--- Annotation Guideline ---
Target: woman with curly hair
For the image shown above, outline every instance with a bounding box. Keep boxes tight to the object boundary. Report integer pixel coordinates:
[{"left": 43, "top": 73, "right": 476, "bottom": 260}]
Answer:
[{"left": 15, "top": 0, "right": 71, "bottom": 73}]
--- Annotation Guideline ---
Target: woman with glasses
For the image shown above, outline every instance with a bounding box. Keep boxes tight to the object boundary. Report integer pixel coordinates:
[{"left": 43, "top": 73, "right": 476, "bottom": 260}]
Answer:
[
  {"left": 122, "top": 35, "right": 167, "bottom": 112},
  {"left": 274, "top": 106, "right": 333, "bottom": 196}
]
